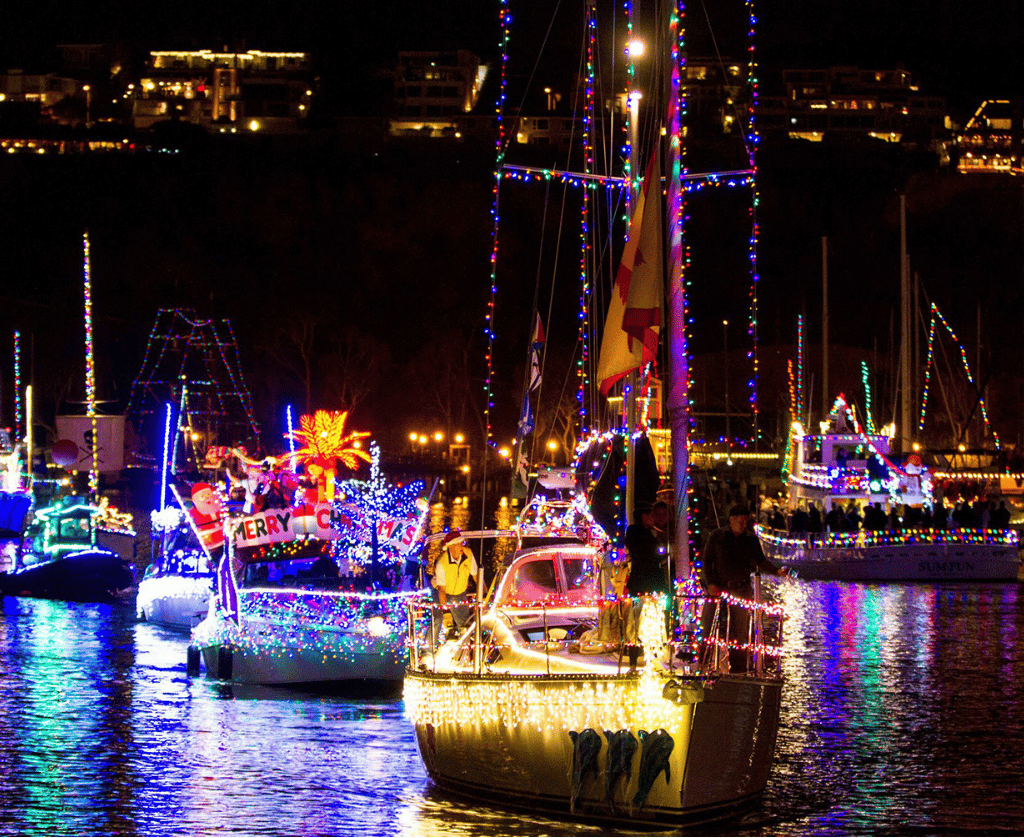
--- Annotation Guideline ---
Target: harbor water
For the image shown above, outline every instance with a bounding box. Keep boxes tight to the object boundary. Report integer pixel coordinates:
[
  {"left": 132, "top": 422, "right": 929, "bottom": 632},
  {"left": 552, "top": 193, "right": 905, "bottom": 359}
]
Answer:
[{"left": 1, "top": 579, "right": 1022, "bottom": 836}]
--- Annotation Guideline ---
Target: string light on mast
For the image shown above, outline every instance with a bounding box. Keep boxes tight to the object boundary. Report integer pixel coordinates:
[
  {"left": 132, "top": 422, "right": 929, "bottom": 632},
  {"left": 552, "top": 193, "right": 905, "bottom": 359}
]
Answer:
[{"left": 83, "top": 231, "right": 99, "bottom": 500}]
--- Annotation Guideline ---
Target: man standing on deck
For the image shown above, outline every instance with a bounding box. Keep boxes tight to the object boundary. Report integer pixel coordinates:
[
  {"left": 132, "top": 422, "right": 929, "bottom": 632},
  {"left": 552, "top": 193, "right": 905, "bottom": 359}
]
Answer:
[
  {"left": 700, "top": 504, "right": 790, "bottom": 671},
  {"left": 625, "top": 504, "right": 669, "bottom": 596},
  {"left": 433, "top": 529, "right": 479, "bottom": 631}
]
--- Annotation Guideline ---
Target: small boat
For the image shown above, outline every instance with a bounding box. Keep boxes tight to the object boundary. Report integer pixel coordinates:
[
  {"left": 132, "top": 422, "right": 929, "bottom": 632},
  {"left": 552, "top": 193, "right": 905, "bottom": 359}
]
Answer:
[
  {"left": 136, "top": 481, "right": 227, "bottom": 631},
  {"left": 758, "top": 396, "right": 1020, "bottom": 581},
  {"left": 404, "top": 530, "right": 785, "bottom": 827},
  {"left": 191, "top": 527, "right": 423, "bottom": 686},
  {"left": 0, "top": 492, "right": 136, "bottom": 603},
  {"left": 136, "top": 505, "right": 215, "bottom": 630},
  {"left": 190, "top": 419, "right": 430, "bottom": 687}
]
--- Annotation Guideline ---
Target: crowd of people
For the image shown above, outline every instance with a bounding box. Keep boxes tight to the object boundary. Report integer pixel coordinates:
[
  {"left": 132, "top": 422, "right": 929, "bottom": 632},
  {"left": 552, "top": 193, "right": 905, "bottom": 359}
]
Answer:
[{"left": 762, "top": 496, "right": 1013, "bottom": 534}]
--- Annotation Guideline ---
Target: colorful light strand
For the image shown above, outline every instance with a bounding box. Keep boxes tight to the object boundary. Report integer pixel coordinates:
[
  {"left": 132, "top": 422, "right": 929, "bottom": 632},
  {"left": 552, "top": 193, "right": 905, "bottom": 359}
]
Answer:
[
  {"left": 82, "top": 231, "right": 98, "bottom": 500},
  {"left": 861, "top": 360, "right": 876, "bottom": 434},
  {"left": 745, "top": 0, "right": 761, "bottom": 442},
  {"left": 13, "top": 329, "right": 21, "bottom": 440},
  {"left": 575, "top": 0, "right": 598, "bottom": 434},
  {"left": 482, "top": 0, "right": 511, "bottom": 447},
  {"left": 161, "top": 402, "right": 173, "bottom": 512},
  {"left": 918, "top": 302, "right": 1001, "bottom": 448},
  {"left": 796, "top": 314, "right": 804, "bottom": 422},
  {"left": 918, "top": 310, "right": 938, "bottom": 432}
]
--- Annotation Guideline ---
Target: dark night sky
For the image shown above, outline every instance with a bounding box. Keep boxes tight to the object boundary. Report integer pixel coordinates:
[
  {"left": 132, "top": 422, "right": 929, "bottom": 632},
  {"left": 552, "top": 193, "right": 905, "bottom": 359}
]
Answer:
[
  {"left": 3, "top": 1, "right": 1024, "bottom": 452},
  {"left": 4, "top": 1, "right": 1024, "bottom": 112}
]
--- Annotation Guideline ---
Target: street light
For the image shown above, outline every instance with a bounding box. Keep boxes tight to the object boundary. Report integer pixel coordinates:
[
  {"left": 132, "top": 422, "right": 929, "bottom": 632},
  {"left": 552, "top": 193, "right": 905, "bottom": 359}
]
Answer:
[{"left": 83, "top": 84, "right": 91, "bottom": 128}]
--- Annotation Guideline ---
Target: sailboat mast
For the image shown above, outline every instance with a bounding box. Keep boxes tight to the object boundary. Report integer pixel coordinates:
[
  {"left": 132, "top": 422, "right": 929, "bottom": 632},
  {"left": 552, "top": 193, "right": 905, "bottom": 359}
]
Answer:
[
  {"left": 83, "top": 231, "right": 99, "bottom": 502},
  {"left": 900, "top": 195, "right": 913, "bottom": 452},
  {"left": 664, "top": 0, "right": 690, "bottom": 573},
  {"left": 822, "top": 236, "right": 829, "bottom": 422}
]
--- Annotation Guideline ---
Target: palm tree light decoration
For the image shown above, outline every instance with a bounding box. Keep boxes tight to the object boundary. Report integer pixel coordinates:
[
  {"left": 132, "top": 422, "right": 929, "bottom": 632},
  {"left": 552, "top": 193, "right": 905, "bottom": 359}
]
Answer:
[{"left": 286, "top": 410, "right": 371, "bottom": 500}]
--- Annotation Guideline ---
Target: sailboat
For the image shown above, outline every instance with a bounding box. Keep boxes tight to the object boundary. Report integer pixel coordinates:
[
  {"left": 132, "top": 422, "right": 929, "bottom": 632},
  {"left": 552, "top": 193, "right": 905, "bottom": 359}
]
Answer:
[
  {"left": 131, "top": 310, "right": 262, "bottom": 630},
  {"left": 1, "top": 236, "right": 137, "bottom": 603},
  {"left": 404, "top": 0, "right": 787, "bottom": 826},
  {"left": 757, "top": 208, "right": 1020, "bottom": 582}
]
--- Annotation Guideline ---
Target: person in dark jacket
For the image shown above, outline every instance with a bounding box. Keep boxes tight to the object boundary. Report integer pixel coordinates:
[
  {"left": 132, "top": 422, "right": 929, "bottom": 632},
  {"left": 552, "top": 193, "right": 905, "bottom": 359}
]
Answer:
[
  {"left": 625, "top": 505, "right": 669, "bottom": 596},
  {"left": 700, "top": 504, "right": 790, "bottom": 672}
]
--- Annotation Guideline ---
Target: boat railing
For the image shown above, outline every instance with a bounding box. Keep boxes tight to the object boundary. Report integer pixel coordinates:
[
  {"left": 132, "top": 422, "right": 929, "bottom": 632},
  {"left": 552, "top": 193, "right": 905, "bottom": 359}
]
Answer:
[
  {"left": 406, "top": 589, "right": 786, "bottom": 680},
  {"left": 758, "top": 524, "right": 1019, "bottom": 556},
  {"left": 675, "top": 580, "right": 786, "bottom": 679}
]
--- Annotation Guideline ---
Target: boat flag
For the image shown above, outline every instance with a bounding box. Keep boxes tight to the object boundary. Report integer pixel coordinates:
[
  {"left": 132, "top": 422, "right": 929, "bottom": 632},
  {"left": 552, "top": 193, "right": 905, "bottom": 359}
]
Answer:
[
  {"left": 597, "top": 153, "right": 663, "bottom": 395},
  {"left": 529, "top": 314, "right": 545, "bottom": 392},
  {"left": 517, "top": 393, "right": 535, "bottom": 438},
  {"left": 216, "top": 549, "right": 241, "bottom": 626}
]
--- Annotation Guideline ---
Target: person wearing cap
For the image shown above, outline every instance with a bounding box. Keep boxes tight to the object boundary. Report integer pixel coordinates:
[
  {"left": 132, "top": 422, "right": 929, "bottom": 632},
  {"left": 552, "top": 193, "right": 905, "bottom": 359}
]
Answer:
[
  {"left": 625, "top": 504, "right": 669, "bottom": 596},
  {"left": 433, "top": 529, "right": 479, "bottom": 631},
  {"left": 700, "top": 503, "right": 790, "bottom": 671}
]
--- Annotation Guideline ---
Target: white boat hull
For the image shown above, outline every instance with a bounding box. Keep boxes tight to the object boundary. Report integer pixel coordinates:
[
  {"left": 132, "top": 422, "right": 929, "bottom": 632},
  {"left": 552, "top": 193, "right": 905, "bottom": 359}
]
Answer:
[
  {"left": 405, "top": 671, "right": 781, "bottom": 827},
  {"left": 759, "top": 532, "right": 1021, "bottom": 581},
  {"left": 137, "top": 575, "right": 213, "bottom": 631}
]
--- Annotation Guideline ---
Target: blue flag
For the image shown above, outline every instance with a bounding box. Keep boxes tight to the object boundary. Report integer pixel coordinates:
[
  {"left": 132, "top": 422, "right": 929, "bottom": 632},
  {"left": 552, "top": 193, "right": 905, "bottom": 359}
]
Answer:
[{"left": 517, "top": 394, "right": 534, "bottom": 438}]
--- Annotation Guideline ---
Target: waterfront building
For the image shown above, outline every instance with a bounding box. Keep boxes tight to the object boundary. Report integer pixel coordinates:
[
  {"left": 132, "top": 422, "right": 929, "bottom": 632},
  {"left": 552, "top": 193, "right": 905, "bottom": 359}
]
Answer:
[
  {"left": 0, "top": 70, "right": 80, "bottom": 109},
  {"left": 957, "top": 99, "right": 1024, "bottom": 173},
  {"left": 132, "top": 49, "right": 315, "bottom": 134},
  {"left": 759, "top": 67, "right": 947, "bottom": 146},
  {"left": 389, "top": 50, "right": 487, "bottom": 138}
]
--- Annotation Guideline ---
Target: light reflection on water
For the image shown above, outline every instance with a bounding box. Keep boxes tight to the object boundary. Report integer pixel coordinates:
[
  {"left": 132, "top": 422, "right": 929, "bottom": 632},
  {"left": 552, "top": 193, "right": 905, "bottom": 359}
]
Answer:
[
  {"left": 762, "top": 580, "right": 1024, "bottom": 835},
  {"left": 1, "top": 579, "right": 1023, "bottom": 835}
]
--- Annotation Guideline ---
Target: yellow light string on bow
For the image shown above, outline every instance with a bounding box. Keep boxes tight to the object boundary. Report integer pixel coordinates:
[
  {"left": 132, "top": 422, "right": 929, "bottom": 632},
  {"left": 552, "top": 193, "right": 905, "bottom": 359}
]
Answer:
[
  {"left": 83, "top": 231, "right": 99, "bottom": 500},
  {"left": 405, "top": 622, "right": 694, "bottom": 734},
  {"left": 404, "top": 594, "right": 784, "bottom": 735}
]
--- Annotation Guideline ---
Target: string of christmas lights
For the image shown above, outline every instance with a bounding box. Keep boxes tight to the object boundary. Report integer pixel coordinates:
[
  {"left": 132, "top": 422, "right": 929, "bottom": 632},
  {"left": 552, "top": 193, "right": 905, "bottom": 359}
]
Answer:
[
  {"left": 918, "top": 302, "right": 1001, "bottom": 448},
  {"left": 482, "top": 0, "right": 511, "bottom": 447},
  {"left": 918, "top": 311, "right": 938, "bottom": 432},
  {"left": 861, "top": 360, "right": 876, "bottom": 434},
  {"left": 782, "top": 359, "right": 796, "bottom": 481},
  {"left": 758, "top": 525, "right": 1018, "bottom": 549},
  {"left": 13, "top": 330, "right": 21, "bottom": 440},
  {"left": 575, "top": 0, "right": 598, "bottom": 434},
  {"left": 745, "top": 0, "right": 761, "bottom": 440},
  {"left": 796, "top": 314, "right": 804, "bottom": 421},
  {"left": 82, "top": 231, "right": 99, "bottom": 500}
]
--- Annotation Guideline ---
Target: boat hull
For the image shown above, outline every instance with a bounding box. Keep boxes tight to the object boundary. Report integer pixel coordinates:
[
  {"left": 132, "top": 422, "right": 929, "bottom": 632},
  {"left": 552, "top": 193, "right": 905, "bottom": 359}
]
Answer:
[
  {"left": 0, "top": 550, "right": 135, "bottom": 603},
  {"left": 137, "top": 574, "right": 213, "bottom": 631},
  {"left": 200, "top": 634, "right": 406, "bottom": 685},
  {"left": 405, "top": 671, "right": 781, "bottom": 828},
  {"left": 759, "top": 532, "right": 1020, "bottom": 581}
]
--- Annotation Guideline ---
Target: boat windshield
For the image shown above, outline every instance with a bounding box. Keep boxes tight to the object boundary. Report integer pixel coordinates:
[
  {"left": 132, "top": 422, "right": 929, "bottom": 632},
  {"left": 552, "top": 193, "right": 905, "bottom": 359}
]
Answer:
[{"left": 496, "top": 545, "right": 600, "bottom": 607}]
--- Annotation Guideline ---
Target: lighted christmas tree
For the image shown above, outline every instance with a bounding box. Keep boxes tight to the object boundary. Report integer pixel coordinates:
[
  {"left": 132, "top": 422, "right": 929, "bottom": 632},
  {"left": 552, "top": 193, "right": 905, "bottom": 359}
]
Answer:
[{"left": 335, "top": 442, "right": 428, "bottom": 583}]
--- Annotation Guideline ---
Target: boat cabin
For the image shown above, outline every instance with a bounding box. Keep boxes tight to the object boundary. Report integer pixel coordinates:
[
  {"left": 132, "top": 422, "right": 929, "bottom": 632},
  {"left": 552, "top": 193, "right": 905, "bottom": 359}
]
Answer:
[{"left": 493, "top": 543, "right": 601, "bottom": 608}]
